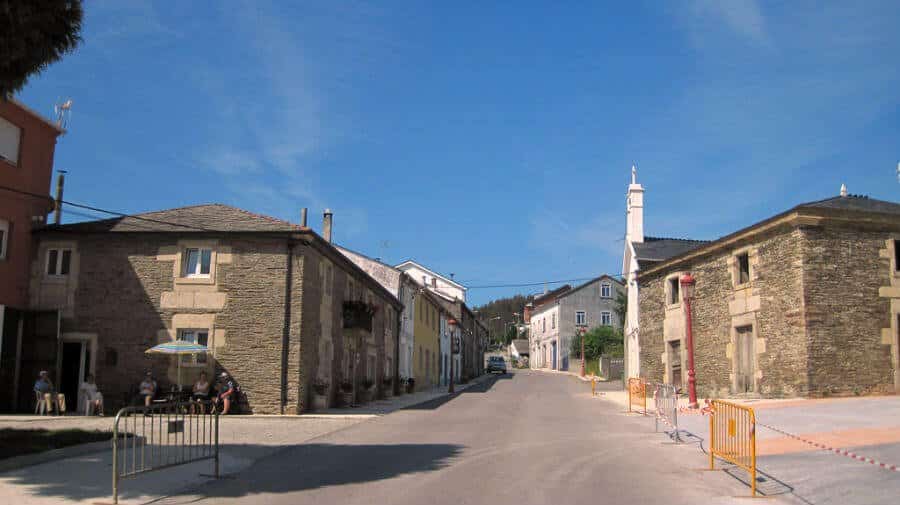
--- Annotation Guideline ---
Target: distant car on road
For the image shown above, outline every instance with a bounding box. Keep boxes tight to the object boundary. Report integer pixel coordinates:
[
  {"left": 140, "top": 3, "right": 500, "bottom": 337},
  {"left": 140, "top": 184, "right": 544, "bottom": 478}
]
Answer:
[{"left": 486, "top": 356, "right": 507, "bottom": 374}]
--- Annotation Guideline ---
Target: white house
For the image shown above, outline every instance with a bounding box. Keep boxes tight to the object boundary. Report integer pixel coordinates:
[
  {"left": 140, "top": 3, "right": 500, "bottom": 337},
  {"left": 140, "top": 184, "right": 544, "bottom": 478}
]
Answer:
[
  {"left": 622, "top": 167, "right": 707, "bottom": 379},
  {"left": 395, "top": 260, "right": 467, "bottom": 302}
]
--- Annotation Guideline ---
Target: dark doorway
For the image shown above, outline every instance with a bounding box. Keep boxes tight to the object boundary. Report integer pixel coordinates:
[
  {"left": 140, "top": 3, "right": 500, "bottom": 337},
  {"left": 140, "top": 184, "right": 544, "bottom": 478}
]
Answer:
[
  {"left": 551, "top": 341, "right": 557, "bottom": 370},
  {"left": 60, "top": 341, "right": 87, "bottom": 411}
]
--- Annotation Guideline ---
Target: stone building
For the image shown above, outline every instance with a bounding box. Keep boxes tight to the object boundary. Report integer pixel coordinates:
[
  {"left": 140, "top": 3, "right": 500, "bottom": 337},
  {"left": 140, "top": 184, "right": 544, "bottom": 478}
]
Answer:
[
  {"left": 529, "top": 276, "right": 624, "bottom": 371},
  {"left": 637, "top": 190, "right": 900, "bottom": 398},
  {"left": 26, "top": 204, "right": 401, "bottom": 414}
]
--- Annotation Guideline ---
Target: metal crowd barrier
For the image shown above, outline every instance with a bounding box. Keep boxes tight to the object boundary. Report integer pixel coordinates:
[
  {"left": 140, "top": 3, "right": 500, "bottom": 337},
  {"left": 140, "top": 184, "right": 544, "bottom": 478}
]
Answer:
[
  {"left": 111, "top": 400, "right": 219, "bottom": 504},
  {"left": 626, "top": 377, "right": 647, "bottom": 414},
  {"left": 709, "top": 399, "right": 757, "bottom": 496},
  {"left": 652, "top": 383, "right": 682, "bottom": 442}
]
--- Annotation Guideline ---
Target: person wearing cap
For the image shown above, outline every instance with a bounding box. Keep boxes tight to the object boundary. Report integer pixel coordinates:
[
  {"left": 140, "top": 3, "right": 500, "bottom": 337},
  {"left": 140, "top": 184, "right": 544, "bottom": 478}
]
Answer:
[
  {"left": 138, "top": 371, "right": 157, "bottom": 407},
  {"left": 34, "top": 371, "right": 64, "bottom": 415},
  {"left": 213, "top": 372, "right": 235, "bottom": 415}
]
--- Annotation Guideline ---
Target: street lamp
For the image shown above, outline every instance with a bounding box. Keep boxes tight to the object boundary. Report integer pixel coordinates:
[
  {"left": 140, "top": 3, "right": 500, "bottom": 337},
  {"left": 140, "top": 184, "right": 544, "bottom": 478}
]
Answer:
[
  {"left": 447, "top": 318, "right": 458, "bottom": 393},
  {"left": 680, "top": 273, "right": 698, "bottom": 408}
]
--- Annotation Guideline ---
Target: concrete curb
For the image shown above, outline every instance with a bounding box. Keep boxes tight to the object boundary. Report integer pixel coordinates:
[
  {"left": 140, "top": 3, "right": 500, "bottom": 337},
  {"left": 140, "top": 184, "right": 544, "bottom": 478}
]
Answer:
[{"left": 0, "top": 438, "right": 111, "bottom": 475}]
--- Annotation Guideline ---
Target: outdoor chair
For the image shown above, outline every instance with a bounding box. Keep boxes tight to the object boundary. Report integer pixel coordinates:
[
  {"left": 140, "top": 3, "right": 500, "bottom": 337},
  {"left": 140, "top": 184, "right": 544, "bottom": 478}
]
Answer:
[{"left": 34, "top": 391, "right": 49, "bottom": 415}]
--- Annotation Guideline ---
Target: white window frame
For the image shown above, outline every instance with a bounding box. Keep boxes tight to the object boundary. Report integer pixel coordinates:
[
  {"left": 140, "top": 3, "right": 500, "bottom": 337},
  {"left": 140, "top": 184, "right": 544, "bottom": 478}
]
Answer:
[
  {"left": 45, "top": 248, "right": 72, "bottom": 277},
  {"left": 551, "top": 313, "right": 556, "bottom": 329},
  {"left": 600, "top": 282, "right": 612, "bottom": 298},
  {"left": 575, "top": 311, "right": 586, "bottom": 326},
  {"left": 181, "top": 247, "right": 212, "bottom": 278},
  {"left": 0, "top": 219, "right": 8, "bottom": 260},
  {"left": 0, "top": 117, "right": 21, "bottom": 166},
  {"left": 178, "top": 328, "right": 210, "bottom": 366},
  {"left": 600, "top": 311, "right": 612, "bottom": 326}
]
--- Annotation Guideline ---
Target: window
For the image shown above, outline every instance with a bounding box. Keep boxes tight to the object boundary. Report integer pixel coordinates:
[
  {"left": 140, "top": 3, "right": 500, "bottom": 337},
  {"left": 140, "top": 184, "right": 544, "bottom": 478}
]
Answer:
[
  {"left": 0, "top": 219, "right": 8, "bottom": 260},
  {"left": 894, "top": 240, "right": 900, "bottom": 272},
  {"left": 668, "top": 277, "right": 680, "bottom": 305},
  {"left": 46, "top": 248, "right": 72, "bottom": 276},
  {"left": 551, "top": 313, "right": 556, "bottom": 329},
  {"left": 542, "top": 318, "right": 546, "bottom": 333},
  {"left": 600, "top": 282, "right": 611, "bottom": 298},
  {"left": 0, "top": 117, "right": 21, "bottom": 165},
  {"left": 737, "top": 252, "right": 750, "bottom": 285},
  {"left": 601, "top": 311, "right": 612, "bottom": 326},
  {"left": 178, "top": 329, "right": 209, "bottom": 365},
  {"left": 182, "top": 248, "right": 212, "bottom": 277},
  {"left": 575, "top": 311, "right": 586, "bottom": 326}
]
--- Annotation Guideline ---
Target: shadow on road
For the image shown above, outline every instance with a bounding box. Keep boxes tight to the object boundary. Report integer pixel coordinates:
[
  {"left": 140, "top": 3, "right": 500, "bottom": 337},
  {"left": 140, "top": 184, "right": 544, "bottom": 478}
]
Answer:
[
  {"left": 402, "top": 373, "right": 514, "bottom": 410},
  {"left": 0, "top": 442, "right": 464, "bottom": 503}
]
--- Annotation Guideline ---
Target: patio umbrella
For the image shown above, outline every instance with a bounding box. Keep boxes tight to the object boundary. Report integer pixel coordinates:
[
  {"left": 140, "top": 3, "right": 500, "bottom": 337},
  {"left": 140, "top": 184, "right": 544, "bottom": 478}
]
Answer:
[{"left": 145, "top": 340, "right": 210, "bottom": 390}]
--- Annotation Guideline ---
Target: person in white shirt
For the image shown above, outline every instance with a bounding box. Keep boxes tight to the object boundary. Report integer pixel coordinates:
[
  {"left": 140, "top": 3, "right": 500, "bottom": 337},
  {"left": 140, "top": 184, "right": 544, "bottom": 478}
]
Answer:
[{"left": 80, "top": 374, "right": 104, "bottom": 416}]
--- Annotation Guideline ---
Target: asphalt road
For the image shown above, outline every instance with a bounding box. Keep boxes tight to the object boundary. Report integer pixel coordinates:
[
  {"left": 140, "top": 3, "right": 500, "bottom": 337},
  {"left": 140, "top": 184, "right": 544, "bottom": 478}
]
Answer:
[{"left": 176, "top": 371, "right": 759, "bottom": 505}]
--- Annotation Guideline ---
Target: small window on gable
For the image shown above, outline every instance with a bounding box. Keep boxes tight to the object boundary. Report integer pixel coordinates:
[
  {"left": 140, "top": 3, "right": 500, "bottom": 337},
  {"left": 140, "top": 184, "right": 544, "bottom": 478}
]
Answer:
[
  {"left": 46, "top": 248, "right": 72, "bottom": 276},
  {"left": 600, "top": 282, "right": 611, "bottom": 298},
  {"left": 894, "top": 240, "right": 900, "bottom": 272},
  {"left": 668, "top": 277, "right": 680, "bottom": 305},
  {"left": 182, "top": 248, "right": 212, "bottom": 277},
  {"left": 737, "top": 252, "right": 750, "bottom": 285}
]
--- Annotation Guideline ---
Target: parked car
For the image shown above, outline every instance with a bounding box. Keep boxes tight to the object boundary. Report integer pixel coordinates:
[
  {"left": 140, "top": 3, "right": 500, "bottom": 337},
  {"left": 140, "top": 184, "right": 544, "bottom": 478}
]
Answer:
[{"left": 487, "top": 356, "right": 507, "bottom": 374}]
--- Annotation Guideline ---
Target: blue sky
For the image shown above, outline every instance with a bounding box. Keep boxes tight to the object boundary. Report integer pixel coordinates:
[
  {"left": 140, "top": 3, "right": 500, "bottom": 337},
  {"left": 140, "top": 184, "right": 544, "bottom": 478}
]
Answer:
[{"left": 17, "top": 1, "right": 900, "bottom": 306}]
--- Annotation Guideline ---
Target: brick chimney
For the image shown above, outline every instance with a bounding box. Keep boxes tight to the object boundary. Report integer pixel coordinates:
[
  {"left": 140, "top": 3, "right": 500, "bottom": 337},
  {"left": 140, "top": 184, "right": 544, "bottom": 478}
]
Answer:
[{"left": 322, "top": 209, "right": 333, "bottom": 242}]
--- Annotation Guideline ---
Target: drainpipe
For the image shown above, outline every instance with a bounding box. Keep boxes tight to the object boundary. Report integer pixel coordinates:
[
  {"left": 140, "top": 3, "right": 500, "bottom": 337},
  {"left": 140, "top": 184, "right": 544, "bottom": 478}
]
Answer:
[{"left": 280, "top": 241, "right": 295, "bottom": 414}]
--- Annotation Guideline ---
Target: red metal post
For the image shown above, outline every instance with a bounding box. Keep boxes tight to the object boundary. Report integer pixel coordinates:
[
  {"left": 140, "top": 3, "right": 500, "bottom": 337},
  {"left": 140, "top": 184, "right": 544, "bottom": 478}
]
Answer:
[{"left": 681, "top": 274, "right": 698, "bottom": 408}]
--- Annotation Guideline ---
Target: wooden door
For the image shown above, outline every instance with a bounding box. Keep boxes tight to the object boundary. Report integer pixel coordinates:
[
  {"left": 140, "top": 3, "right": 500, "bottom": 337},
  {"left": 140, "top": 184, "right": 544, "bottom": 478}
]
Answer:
[{"left": 735, "top": 326, "right": 755, "bottom": 393}]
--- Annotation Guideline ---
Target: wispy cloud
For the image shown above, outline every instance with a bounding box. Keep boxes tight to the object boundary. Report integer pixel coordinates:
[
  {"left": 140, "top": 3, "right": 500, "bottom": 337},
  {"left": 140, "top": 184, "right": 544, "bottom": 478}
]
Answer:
[{"left": 684, "top": 0, "right": 770, "bottom": 47}]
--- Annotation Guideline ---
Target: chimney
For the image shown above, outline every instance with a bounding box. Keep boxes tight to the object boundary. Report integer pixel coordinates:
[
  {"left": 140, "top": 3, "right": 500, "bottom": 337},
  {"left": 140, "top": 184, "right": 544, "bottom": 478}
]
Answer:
[
  {"left": 322, "top": 209, "right": 333, "bottom": 243},
  {"left": 626, "top": 164, "right": 645, "bottom": 244},
  {"left": 840, "top": 184, "right": 848, "bottom": 197},
  {"left": 53, "top": 171, "right": 66, "bottom": 225},
  {"left": 300, "top": 208, "right": 308, "bottom": 227},
  {"left": 431, "top": 278, "right": 437, "bottom": 288}
]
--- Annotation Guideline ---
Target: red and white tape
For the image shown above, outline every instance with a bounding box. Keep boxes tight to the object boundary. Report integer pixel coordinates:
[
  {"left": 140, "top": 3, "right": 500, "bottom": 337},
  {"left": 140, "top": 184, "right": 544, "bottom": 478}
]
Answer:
[{"left": 758, "top": 422, "right": 900, "bottom": 473}]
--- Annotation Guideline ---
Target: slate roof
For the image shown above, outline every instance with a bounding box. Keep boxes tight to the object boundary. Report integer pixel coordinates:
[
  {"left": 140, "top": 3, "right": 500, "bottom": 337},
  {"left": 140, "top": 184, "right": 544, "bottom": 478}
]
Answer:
[
  {"left": 46, "top": 204, "right": 304, "bottom": 233},
  {"left": 797, "top": 194, "right": 900, "bottom": 216},
  {"left": 632, "top": 237, "right": 710, "bottom": 264}
]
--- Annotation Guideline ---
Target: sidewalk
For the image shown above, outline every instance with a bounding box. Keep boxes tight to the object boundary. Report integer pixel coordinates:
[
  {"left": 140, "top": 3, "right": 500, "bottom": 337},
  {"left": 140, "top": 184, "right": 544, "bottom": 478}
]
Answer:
[{"left": 0, "top": 373, "right": 495, "bottom": 504}]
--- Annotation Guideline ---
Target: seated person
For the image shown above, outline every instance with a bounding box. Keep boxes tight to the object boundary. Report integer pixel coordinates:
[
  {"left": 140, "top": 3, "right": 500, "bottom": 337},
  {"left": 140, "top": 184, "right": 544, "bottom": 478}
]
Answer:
[
  {"left": 138, "top": 371, "right": 157, "bottom": 407},
  {"left": 191, "top": 372, "right": 210, "bottom": 412},
  {"left": 80, "top": 374, "right": 104, "bottom": 416},
  {"left": 212, "top": 372, "right": 235, "bottom": 415},
  {"left": 34, "top": 371, "right": 65, "bottom": 415}
]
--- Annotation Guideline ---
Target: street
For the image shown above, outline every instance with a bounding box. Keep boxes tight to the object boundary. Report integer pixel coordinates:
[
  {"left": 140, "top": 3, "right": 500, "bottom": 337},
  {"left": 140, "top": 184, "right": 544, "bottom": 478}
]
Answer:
[{"left": 169, "top": 371, "right": 751, "bottom": 505}]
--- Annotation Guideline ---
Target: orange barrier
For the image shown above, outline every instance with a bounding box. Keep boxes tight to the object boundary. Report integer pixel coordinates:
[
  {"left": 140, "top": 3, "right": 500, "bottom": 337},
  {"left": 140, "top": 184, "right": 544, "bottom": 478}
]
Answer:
[
  {"left": 627, "top": 377, "right": 647, "bottom": 413},
  {"left": 709, "top": 399, "right": 757, "bottom": 496},
  {"left": 591, "top": 378, "right": 596, "bottom": 396}
]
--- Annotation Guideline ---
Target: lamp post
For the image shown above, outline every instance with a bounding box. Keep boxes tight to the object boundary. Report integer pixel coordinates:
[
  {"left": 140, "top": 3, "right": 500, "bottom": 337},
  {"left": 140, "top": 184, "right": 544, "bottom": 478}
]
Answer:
[
  {"left": 680, "top": 273, "right": 698, "bottom": 408},
  {"left": 448, "top": 318, "right": 457, "bottom": 393},
  {"left": 578, "top": 326, "right": 587, "bottom": 377}
]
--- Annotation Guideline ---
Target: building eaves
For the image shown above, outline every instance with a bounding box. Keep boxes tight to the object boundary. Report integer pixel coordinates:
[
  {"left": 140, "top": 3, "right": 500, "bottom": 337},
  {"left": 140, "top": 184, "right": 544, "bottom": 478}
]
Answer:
[{"left": 557, "top": 274, "right": 624, "bottom": 300}]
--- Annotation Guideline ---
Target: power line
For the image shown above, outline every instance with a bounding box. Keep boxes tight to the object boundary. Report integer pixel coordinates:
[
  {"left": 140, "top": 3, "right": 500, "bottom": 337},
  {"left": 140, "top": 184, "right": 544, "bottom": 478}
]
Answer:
[
  {"left": 467, "top": 273, "right": 626, "bottom": 290},
  {"left": 0, "top": 184, "right": 215, "bottom": 232}
]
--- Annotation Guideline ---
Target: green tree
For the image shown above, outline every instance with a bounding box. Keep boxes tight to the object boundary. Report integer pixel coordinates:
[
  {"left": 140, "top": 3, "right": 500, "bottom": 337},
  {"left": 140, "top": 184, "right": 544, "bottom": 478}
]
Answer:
[
  {"left": 613, "top": 289, "right": 627, "bottom": 333},
  {"left": 569, "top": 326, "right": 624, "bottom": 360},
  {"left": 1, "top": 0, "right": 84, "bottom": 97}
]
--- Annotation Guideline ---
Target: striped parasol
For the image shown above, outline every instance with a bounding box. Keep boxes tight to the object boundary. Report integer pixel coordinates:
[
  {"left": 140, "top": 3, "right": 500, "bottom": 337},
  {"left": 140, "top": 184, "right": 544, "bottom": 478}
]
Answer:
[
  {"left": 145, "top": 340, "right": 210, "bottom": 388},
  {"left": 145, "top": 340, "right": 210, "bottom": 355}
]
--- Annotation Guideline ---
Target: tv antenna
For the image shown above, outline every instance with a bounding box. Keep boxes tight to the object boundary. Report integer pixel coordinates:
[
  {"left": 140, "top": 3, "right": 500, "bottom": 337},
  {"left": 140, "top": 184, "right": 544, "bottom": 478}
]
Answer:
[{"left": 54, "top": 98, "right": 73, "bottom": 130}]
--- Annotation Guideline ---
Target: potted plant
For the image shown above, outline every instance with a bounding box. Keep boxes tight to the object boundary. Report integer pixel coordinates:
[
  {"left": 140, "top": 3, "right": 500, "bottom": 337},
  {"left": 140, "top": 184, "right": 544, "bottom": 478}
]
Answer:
[
  {"left": 406, "top": 377, "right": 415, "bottom": 394},
  {"left": 339, "top": 379, "right": 354, "bottom": 407},
  {"left": 382, "top": 376, "right": 393, "bottom": 397},
  {"left": 361, "top": 378, "right": 375, "bottom": 402},
  {"left": 312, "top": 379, "right": 329, "bottom": 410}
]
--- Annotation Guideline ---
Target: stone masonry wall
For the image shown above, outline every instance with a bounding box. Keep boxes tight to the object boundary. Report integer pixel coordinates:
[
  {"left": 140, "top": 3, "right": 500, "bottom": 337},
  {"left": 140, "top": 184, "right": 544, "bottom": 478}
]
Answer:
[
  {"left": 639, "top": 227, "right": 808, "bottom": 398},
  {"left": 801, "top": 225, "right": 894, "bottom": 395}
]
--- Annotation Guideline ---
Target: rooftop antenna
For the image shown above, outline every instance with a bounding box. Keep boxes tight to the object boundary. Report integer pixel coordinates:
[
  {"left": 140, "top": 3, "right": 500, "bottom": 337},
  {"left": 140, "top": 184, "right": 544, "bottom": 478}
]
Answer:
[{"left": 54, "top": 98, "right": 73, "bottom": 130}]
